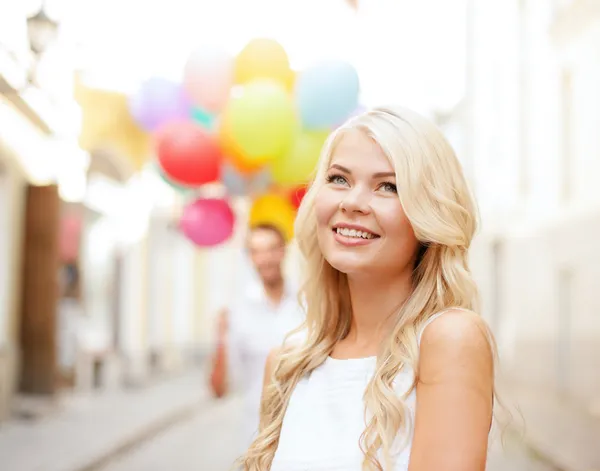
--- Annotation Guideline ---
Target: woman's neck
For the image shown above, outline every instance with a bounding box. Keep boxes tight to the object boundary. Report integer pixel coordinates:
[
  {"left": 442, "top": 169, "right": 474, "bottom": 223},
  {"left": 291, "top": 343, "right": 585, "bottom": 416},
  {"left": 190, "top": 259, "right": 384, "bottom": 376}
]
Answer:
[{"left": 338, "top": 271, "right": 413, "bottom": 356}]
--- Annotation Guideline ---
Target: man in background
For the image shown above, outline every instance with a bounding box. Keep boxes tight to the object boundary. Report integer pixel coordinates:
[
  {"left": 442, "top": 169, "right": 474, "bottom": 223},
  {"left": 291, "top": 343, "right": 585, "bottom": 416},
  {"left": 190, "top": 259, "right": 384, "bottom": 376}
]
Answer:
[{"left": 209, "top": 223, "right": 304, "bottom": 454}]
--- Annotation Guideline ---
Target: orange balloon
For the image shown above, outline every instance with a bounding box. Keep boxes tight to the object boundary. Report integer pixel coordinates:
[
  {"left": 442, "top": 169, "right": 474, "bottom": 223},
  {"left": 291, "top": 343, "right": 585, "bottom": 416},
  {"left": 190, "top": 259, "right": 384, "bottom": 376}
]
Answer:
[
  {"left": 217, "top": 112, "right": 269, "bottom": 174},
  {"left": 234, "top": 38, "right": 294, "bottom": 90}
]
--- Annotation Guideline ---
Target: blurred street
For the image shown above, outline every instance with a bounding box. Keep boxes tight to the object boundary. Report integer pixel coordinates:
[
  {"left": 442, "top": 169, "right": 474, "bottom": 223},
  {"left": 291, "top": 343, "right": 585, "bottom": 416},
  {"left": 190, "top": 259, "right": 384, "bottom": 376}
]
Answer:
[
  {"left": 101, "top": 394, "right": 555, "bottom": 471},
  {"left": 100, "top": 393, "right": 244, "bottom": 471},
  {"left": 22, "top": 381, "right": 554, "bottom": 471},
  {"left": 100, "top": 392, "right": 556, "bottom": 471},
  {"left": 0, "top": 366, "right": 562, "bottom": 471}
]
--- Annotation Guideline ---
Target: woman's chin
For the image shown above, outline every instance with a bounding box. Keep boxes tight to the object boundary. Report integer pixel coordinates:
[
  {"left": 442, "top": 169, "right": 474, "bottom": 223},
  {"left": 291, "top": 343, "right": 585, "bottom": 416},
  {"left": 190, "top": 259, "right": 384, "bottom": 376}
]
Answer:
[{"left": 325, "top": 252, "right": 374, "bottom": 277}]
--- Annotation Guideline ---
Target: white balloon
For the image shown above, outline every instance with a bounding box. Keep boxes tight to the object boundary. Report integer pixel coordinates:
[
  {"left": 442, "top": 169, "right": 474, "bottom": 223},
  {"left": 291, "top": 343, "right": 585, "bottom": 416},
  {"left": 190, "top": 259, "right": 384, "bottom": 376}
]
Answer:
[{"left": 183, "top": 45, "right": 233, "bottom": 113}]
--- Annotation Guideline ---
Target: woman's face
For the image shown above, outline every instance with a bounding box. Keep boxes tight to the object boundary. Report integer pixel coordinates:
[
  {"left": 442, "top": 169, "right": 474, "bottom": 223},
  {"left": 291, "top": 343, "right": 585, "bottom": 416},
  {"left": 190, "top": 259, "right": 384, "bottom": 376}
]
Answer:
[{"left": 315, "top": 129, "right": 419, "bottom": 278}]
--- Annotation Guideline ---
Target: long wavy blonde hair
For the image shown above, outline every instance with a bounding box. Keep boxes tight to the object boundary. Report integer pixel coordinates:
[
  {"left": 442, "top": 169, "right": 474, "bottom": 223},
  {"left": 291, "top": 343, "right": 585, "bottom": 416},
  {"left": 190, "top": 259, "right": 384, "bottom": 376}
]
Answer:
[{"left": 239, "top": 106, "right": 491, "bottom": 470}]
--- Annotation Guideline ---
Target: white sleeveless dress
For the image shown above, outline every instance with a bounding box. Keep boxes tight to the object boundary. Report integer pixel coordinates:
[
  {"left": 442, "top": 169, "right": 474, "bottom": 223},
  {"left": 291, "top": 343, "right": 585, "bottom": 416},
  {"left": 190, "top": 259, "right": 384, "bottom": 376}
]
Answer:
[{"left": 270, "top": 312, "right": 446, "bottom": 471}]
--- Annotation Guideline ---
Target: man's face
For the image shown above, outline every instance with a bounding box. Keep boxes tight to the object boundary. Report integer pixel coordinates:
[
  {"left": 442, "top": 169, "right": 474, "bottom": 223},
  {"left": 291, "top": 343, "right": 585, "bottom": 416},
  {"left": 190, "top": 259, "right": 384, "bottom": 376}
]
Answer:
[{"left": 247, "top": 228, "right": 286, "bottom": 286}]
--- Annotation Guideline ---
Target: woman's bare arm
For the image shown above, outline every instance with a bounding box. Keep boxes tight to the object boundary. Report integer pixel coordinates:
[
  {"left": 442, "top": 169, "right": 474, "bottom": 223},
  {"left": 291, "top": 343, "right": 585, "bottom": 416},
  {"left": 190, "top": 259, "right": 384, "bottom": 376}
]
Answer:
[{"left": 408, "top": 309, "right": 494, "bottom": 471}]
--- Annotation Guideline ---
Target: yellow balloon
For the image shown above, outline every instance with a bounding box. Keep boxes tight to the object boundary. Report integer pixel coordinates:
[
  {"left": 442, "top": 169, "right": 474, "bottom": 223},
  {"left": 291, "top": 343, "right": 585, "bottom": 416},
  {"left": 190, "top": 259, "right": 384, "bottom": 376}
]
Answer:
[
  {"left": 235, "top": 38, "right": 294, "bottom": 90},
  {"left": 270, "top": 130, "right": 330, "bottom": 186},
  {"left": 249, "top": 193, "right": 297, "bottom": 242},
  {"left": 226, "top": 79, "right": 297, "bottom": 161},
  {"left": 217, "top": 112, "right": 269, "bottom": 173}
]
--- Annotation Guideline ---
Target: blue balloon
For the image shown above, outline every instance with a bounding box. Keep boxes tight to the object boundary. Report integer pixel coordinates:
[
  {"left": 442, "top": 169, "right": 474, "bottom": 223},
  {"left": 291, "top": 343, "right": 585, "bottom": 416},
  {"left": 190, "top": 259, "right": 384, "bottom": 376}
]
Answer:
[{"left": 296, "top": 61, "right": 360, "bottom": 129}]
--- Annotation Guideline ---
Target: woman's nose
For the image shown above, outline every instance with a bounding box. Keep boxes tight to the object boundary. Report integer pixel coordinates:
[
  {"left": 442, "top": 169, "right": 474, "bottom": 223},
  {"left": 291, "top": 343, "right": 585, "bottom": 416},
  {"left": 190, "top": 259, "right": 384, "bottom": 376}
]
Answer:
[{"left": 340, "top": 186, "right": 371, "bottom": 214}]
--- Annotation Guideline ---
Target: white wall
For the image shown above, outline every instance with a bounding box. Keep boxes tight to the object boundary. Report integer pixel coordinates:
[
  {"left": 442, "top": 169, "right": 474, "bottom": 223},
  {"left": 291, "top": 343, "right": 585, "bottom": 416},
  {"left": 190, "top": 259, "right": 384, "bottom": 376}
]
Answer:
[
  {"left": 117, "top": 235, "right": 148, "bottom": 381},
  {"left": 171, "top": 233, "right": 196, "bottom": 351},
  {"left": 80, "top": 214, "right": 118, "bottom": 353},
  {"left": 146, "top": 215, "right": 172, "bottom": 354}
]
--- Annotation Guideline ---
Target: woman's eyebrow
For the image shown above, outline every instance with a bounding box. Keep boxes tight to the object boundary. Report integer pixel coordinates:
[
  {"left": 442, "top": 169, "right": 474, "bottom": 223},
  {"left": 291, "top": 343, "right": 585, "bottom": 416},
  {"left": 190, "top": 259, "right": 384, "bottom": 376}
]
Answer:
[{"left": 329, "top": 164, "right": 395, "bottom": 179}]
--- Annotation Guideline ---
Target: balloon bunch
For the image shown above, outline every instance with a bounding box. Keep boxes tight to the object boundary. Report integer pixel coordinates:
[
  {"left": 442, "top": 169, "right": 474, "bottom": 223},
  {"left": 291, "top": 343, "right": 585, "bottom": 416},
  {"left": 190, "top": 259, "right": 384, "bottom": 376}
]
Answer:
[{"left": 128, "top": 38, "right": 361, "bottom": 247}]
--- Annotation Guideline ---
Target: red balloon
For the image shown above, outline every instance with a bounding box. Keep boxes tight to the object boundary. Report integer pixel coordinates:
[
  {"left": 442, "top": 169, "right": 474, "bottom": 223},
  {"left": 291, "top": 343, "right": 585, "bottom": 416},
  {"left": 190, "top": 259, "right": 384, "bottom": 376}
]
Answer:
[
  {"left": 290, "top": 186, "right": 307, "bottom": 209},
  {"left": 180, "top": 198, "right": 235, "bottom": 247},
  {"left": 157, "top": 121, "right": 222, "bottom": 186}
]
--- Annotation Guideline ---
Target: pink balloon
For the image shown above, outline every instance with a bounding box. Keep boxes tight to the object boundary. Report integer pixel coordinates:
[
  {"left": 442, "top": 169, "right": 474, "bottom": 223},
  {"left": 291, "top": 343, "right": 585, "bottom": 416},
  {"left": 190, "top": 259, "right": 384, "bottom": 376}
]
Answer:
[
  {"left": 184, "top": 46, "right": 234, "bottom": 113},
  {"left": 180, "top": 198, "right": 235, "bottom": 247}
]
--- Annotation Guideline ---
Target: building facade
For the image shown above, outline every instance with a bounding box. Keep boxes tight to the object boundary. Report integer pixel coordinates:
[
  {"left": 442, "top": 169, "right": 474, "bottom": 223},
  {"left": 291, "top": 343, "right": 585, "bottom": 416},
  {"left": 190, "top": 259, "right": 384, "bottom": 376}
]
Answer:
[{"left": 444, "top": 0, "right": 600, "bottom": 415}]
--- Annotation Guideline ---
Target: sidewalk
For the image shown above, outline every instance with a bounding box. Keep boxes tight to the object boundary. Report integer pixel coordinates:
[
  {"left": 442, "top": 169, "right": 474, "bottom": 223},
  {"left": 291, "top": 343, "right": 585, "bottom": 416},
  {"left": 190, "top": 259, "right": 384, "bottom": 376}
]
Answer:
[
  {"left": 0, "top": 368, "right": 210, "bottom": 471},
  {"left": 512, "top": 385, "right": 600, "bottom": 471}
]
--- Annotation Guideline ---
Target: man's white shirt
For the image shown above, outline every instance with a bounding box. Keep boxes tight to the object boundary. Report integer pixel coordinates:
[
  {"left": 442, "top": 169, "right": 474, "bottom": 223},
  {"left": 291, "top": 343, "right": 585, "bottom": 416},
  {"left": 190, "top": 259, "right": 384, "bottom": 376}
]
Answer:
[{"left": 226, "top": 281, "right": 305, "bottom": 454}]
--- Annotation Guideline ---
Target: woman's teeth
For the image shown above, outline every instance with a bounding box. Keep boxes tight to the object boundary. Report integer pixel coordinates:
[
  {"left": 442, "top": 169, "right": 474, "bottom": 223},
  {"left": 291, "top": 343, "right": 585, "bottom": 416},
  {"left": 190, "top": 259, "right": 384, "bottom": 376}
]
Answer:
[{"left": 335, "top": 227, "right": 376, "bottom": 239}]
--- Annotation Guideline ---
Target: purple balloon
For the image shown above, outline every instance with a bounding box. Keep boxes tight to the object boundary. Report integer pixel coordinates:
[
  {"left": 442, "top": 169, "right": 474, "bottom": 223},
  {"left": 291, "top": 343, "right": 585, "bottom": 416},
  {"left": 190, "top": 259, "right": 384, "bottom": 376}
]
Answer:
[
  {"left": 129, "top": 78, "right": 192, "bottom": 132},
  {"left": 332, "top": 104, "right": 367, "bottom": 129},
  {"left": 349, "top": 104, "right": 367, "bottom": 119},
  {"left": 180, "top": 198, "right": 235, "bottom": 247}
]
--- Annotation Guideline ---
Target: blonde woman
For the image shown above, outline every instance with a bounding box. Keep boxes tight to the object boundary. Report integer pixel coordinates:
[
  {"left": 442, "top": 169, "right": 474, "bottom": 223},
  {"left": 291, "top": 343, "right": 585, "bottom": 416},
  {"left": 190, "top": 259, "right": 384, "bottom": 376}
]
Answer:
[{"left": 240, "top": 107, "right": 496, "bottom": 471}]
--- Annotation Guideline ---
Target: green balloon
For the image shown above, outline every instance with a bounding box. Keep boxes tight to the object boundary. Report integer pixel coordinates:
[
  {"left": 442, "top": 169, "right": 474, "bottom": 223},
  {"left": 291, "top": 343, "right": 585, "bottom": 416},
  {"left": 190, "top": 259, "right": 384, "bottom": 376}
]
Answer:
[{"left": 270, "top": 130, "right": 329, "bottom": 186}]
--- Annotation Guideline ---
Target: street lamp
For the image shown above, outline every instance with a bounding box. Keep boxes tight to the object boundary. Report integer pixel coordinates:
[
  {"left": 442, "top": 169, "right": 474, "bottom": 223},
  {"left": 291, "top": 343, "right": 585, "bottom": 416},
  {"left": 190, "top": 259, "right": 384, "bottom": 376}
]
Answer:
[{"left": 26, "top": 2, "right": 59, "bottom": 57}]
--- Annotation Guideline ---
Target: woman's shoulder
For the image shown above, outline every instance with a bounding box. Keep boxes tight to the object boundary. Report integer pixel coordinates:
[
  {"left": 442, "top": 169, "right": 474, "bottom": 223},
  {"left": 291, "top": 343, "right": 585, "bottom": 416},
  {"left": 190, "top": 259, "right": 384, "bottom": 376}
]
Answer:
[
  {"left": 420, "top": 308, "right": 491, "bottom": 348},
  {"left": 418, "top": 308, "right": 495, "bottom": 380}
]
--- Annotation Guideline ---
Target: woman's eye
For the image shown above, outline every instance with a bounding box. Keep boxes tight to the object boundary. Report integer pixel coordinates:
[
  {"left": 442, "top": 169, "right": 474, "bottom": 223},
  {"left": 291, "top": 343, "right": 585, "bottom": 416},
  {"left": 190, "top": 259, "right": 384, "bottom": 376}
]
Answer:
[
  {"left": 380, "top": 182, "right": 397, "bottom": 193},
  {"left": 326, "top": 174, "right": 348, "bottom": 185}
]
